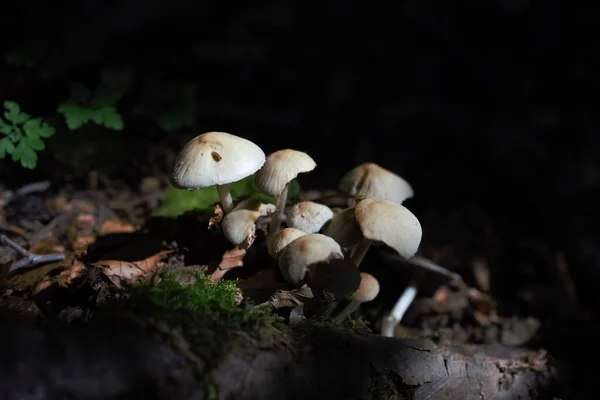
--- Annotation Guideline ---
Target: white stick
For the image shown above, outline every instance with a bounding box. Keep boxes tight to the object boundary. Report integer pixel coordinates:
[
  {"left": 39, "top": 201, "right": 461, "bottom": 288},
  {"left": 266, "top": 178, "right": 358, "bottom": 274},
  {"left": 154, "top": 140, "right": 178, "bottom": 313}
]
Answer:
[{"left": 381, "top": 285, "right": 418, "bottom": 337}]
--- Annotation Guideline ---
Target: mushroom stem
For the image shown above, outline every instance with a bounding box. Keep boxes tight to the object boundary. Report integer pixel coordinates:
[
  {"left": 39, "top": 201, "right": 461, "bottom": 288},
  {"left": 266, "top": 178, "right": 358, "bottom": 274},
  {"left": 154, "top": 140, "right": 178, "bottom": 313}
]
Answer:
[
  {"left": 331, "top": 300, "right": 361, "bottom": 323},
  {"left": 217, "top": 184, "right": 234, "bottom": 214},
  {"left": 350, "top": 238, "right": 373, "bottom": 267},
  {"left": 380, "top": 285, "right": 418, "bottom": 337},
  {"left": 268, "top": 183, "right": 289, "bottom": 235}
]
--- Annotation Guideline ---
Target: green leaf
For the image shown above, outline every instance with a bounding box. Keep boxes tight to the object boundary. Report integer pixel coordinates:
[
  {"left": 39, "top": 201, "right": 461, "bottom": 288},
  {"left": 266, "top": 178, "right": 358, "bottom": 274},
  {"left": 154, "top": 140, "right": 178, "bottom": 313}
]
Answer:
[
  {"left": 37, "top": 122, "right": 56, "bottom": 138},
  {"left": 57, "top": 103, "right": 91, "bottom": 130},
  {"left": 11, "top": 140, "right": 37, "bottom": 169},
  {"left": 0, "top": 137, "right": 16, "bottom": 157},
  {"left": 90, "top": 106, "right": 124, "bottom": 130},
  {"left": 0, "top": 124, "right": 14, "bottom": 135},
  {"left": 23, "top": 118, "right": 42, "bottom": 138},
  {"left": 153, "top": 174, "right": 302, "bottom": 218},
  {"left": 23, "top": 136, "right": 45, "bottom": 151}
]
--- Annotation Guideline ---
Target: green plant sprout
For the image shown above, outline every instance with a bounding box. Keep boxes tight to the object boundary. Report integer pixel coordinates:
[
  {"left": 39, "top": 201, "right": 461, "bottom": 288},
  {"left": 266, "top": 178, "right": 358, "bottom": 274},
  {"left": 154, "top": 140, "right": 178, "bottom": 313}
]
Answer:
[
  {"left": 57, "top": 82, "right": 124, "bottom": 131},
  {"left": 0, "top": 101, "right": 56, "bottom": 169}
]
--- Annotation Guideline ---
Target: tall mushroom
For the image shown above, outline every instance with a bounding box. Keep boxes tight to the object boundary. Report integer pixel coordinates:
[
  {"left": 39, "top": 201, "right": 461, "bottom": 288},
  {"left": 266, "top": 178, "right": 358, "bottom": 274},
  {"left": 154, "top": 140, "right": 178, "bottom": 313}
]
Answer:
[
  {"left": 254, "top": 149, "right": 316, "bottom": 235},
  {"left": 170, "top": 131, "right": 266, "bottom": 214},
  {"left": 221, "top": 199, "right": 275, "bottom": 249},
  {"left": 351, "top": 197, "right": 422, "bottom": 267},
  {"left": 339, "top": 162, "right": 414, "bottom": 206}
]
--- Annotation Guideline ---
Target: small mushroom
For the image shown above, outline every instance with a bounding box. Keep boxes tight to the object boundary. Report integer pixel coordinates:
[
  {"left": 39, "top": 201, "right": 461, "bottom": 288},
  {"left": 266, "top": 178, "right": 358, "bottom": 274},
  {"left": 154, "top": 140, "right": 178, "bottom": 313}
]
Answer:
[
  {"left": 322, "top": 206, "right": 363, "bottom": 249},
  {"left": 171, "top": 131, "right": 266, "bottom": 214},
  {"left": 333, "top": 272, "right": 380, "bottom": 322},
  {"left": 254, "top": 149, "right": 316, "bottom": 235},
  {"left": 379, "top": 254, "right": 463, "bottom": 337},
  {"left": 267, "top": 227, "right": 307, "bottom": 260},
  {"left": 287, "top": 201, "right": 334, "bottom": 234},
  {"left": 339, "top": 162, "right": 414, "bottom": 205},
  {"left": 278, "top": 233, "right": 343, "bottom": 286},
  {"left": 221, "top": 198, "right": 275, "bottom": 249},
  {"left": 351, "top": 197, "right": 422, "bottom": 267}
]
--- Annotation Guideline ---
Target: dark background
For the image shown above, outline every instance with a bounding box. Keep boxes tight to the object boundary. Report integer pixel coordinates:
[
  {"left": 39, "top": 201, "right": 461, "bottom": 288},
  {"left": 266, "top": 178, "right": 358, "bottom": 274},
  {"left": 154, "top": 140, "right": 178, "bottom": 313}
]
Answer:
[{"left": 1, "top": 0, "right": 599, "bottom": 395}]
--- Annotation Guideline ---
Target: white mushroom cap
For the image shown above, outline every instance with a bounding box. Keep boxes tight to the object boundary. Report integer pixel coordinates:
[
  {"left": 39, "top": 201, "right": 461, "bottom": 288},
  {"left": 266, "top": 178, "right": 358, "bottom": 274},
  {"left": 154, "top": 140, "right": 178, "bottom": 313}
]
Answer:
[
  {"left": 350, "top": 272, "right": 380, "bottom": 303},
  {"left": 171, "top": 131, "right": 266, "bottom": 189},
  {"left": 254, "top": 149, "right": 316, "bottom": 196},
  {"left": 339, "top": 162, "right": 414, "bottom": 204},
  {"left": 278, "top": 233, "right": 343, "bottom": 286},
  {"left": 267, "top": 227, "right": 307, "bottom": 260},
  {"left": 221, "top": 198, "right": 275, "bottom": 247},
  {"left": 287, "top": 201, "right": 334, "bottom": 234},
  {"left": 322, "top": 207, "right": 363, "bottom": 247},
  {"left": 354, "top": 197, "right": 422, "bottom": 259}
]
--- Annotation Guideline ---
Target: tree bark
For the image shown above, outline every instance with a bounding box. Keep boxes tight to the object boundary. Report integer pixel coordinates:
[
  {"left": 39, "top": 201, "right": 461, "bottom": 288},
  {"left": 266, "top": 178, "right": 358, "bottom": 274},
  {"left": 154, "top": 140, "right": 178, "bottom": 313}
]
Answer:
[{"left": 0, "top": 320, "right": 562, "bottom": 400}]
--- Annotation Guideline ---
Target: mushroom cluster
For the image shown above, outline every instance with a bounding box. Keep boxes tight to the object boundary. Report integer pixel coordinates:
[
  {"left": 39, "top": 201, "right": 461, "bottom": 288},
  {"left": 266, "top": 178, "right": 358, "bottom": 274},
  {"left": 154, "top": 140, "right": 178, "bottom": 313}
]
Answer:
[{"left": 171, "top": 131, "right": 434, "bottom": 336}]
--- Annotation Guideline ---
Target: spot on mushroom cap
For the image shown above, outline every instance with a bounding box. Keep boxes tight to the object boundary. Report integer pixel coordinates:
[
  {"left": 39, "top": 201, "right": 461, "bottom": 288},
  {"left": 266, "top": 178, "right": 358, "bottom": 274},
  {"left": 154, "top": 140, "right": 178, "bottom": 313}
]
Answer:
[
  {"left": 278, "top": 233, "right": 343, "bottom": 286},
  {"left": 171, "top": 131, "right": 266, "bottom": 189},
  {"left": 322, "top": 206, "right": 363, "bottom": 247},
  {"left": 267, "top": 227, "right": 307, "bottom": 260},
  {"left": 354, "top": 197, "right": 422, "bottom": 259},
  {"left": 339, "top": 162, "right": 414, "bottom": 204},
  {"left": 254, "top": 149, "right": 316, "bottom": 197},
  {"left": 288, "top": 201, "right": 334, "bottom": 234},
  {"left": 221, "top": 198, "right": 276, "bottom": 246},
  {"left": 350, "top": 272, "right": 380, "bottom": 303}
]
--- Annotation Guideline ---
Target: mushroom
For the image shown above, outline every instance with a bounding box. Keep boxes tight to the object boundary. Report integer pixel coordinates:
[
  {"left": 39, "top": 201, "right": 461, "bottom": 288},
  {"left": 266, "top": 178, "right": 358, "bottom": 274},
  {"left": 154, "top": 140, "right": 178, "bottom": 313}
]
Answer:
[
  {"left": 170, "top": 131, "right": 266, "bottom": 214},
  {"left": 351, "top": 197, "right": 422, "bottom": 267},
  {"left": 267, "top": 227, "right": 307, "bottom": 260},
  {"left": 254, "top": 149, "right": 316, "bottom": 235},
  {"left": 287, "top": 201, "right": 334, "bottom": 234},
  {"left": 221, "top": 198, "right": 275, "bottom": 249},
  {"left": 332, "top": 272, "right": 380, "bottom": 322},
  {"left": 339, "top": 162, "right": 414, "bottom": 206},
  {"left": 278, "top": 233, "right": 343, "bottom": 286},
  {"left": 322, "top": 206, "right": 363, "bottom": 250},
  {"left": 380, "top": 254, "right": 462, "bottom": 337}
]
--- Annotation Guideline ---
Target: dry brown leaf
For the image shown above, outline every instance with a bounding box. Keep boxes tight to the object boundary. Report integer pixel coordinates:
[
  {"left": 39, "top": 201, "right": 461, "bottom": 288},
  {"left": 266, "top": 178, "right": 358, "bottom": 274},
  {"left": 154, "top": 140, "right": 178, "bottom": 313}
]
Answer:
[
  {"left": 210, "top": 246, "right": 246, "bottom": 282},
  {"left": 29, "top": 236, "right": 64, "bottom": 254},
  {"left": 6, "top": 256, "right": 82, "bottom": 294},
  {"left": 140, "top": 176, "right": 161, "bottom": 193},
  {"left": 268, "top": 285, "right": 314, "bottom": 310},
  {"left": 208, "top": 204, "right": 224, "bottom": 229},
  {"left": 75, "top": 213, "right": 96, "bottom": 230},
  {"left": 71, "top": 235, "right": 96, "bottom": 256},
  {"left": 99, "top": 219, "right": 135, "bottom": 235},
  {"left": 97, "top": 249, "right": 173, "bottom": 287}
]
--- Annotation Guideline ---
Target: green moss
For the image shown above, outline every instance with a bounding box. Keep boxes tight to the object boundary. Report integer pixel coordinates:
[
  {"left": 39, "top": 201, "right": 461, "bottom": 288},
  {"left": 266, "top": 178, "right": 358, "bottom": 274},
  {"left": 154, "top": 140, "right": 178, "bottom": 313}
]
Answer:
[
  {"left": 153, "top": 175, "right": 302, "bottom": 218},
  {"left": 105, "top": 272, "right": 289, "bottom": 399}
]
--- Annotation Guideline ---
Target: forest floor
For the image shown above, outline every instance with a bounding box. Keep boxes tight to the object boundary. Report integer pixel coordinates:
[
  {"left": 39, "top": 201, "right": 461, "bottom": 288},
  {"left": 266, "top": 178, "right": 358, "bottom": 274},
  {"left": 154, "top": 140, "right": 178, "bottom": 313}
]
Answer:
[{"left": 0, "top": 157, "right": 596, "bottom": 399}]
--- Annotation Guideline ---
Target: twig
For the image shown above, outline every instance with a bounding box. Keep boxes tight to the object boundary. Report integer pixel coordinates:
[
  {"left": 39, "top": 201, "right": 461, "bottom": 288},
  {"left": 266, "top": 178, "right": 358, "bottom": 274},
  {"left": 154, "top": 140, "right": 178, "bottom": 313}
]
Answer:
[{"left": 0, "top": 234, "right": 65, "bottom": 272}]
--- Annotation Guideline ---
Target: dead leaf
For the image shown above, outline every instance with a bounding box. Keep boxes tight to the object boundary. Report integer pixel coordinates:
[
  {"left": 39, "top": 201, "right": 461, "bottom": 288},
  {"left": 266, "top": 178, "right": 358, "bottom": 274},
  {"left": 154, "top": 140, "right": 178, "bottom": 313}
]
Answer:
[
  {"left": 76, "top": 213, "right": 96, "bottom": 230},
  {"left": 268, "top": 285, "right": 314, "bottom": 310},
  {"left": 140, "top": 176, "right": 161, "bottom": 193},
  {"left": 208, "top": 204, "right": 224, "bottom": 229},
  {"left": 29, "top": 236, "right": 64, "bottom": 254},
  {"left": 99, "top": 219, "right": 135, "bottom": 235},
  {"left": 97, "top": 249, "right": 173, "bottom": 287},
  {"left": 71, "top": 235, "right": 96, "bottom": 256},
  {"left": 57, "top": 260, "right": 85, "bottom": 286},
  {"left": 210, "top": 247, "right": 246, "bottom": 282}
]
